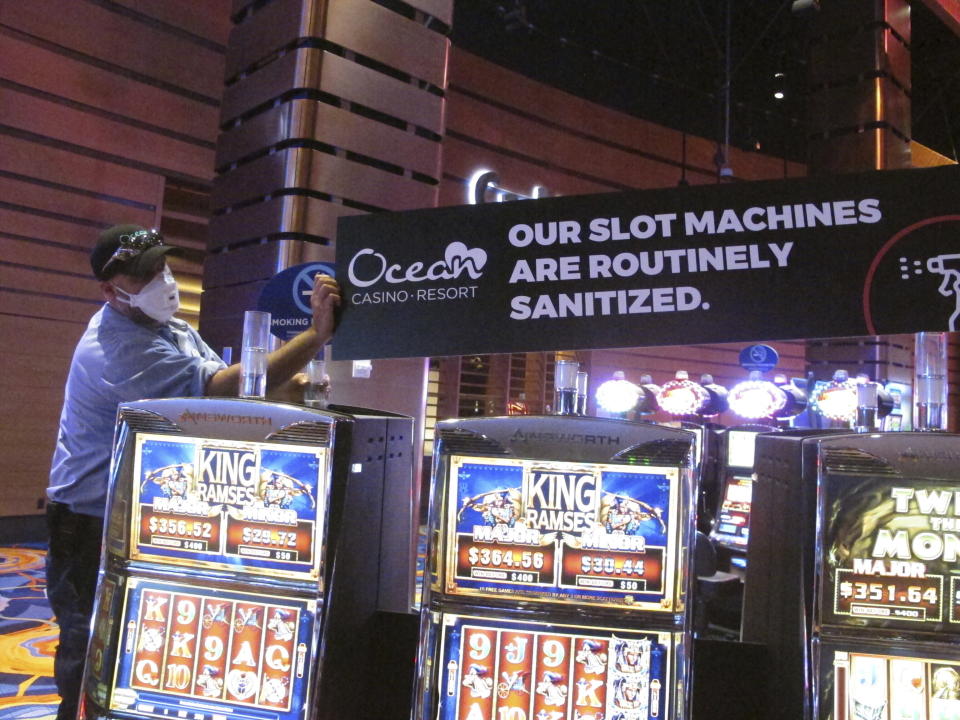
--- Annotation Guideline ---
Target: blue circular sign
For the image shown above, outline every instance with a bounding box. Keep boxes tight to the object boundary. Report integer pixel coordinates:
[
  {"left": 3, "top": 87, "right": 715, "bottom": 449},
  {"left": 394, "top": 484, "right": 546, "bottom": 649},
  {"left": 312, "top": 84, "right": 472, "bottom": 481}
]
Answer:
[
  {"left": 739, "top": 344, "right": 779, "bottom": 372},
  {"left": 257, "top": 262, "right": 336, "bottom": 341}
]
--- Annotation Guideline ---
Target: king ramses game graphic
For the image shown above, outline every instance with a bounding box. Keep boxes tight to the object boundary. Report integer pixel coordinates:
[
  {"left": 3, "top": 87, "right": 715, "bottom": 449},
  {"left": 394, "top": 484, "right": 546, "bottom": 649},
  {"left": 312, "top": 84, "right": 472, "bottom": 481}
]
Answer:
[
  {"left": 131, "top": 434, "right": 328, "bottom": 580},
  {"left": 446, "top": 456, "right": 679, "bottom": 610}
]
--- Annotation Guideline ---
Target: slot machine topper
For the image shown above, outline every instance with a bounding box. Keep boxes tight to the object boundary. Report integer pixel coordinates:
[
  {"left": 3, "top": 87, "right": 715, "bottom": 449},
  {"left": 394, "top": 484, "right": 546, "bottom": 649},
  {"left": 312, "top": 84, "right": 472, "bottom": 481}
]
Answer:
[
  {"left": 80, "top": 397, "right": 414, "bottom": 720},
  {"left": 415, "top": 414, "right": 697, "bottom": 720}
]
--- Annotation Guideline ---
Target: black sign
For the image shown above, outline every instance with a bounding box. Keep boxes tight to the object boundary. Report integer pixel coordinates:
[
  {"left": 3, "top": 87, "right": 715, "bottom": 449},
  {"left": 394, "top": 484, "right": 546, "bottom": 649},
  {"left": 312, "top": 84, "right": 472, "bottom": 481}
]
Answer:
[{"left": 333, "top": 165, "right": 960, "bottom": 359}]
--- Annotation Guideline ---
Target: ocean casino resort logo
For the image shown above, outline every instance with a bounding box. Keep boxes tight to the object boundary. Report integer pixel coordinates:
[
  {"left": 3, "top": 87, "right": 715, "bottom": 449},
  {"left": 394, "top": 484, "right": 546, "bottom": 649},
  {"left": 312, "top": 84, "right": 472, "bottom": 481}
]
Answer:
[{"left": 347, "top": 241, "right": 488, "bottom": 306}]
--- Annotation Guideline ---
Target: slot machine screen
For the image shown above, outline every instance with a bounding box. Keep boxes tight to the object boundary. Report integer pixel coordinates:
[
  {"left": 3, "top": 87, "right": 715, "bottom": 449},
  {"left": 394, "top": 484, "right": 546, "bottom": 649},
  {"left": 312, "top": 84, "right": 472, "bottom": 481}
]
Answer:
[
  {"left": 105, "top": 577, "right": 317, "bottom": 720},
  {"left": 434, "top": 612, "right": 680, "bottom": 720},
  {"left": 712, "top": 476, "right": 753, "bottom": 548},
  {"left": 130, "top": 433, "right": 330, "bottom": 582},
  {"left": 818, "top": 469, "right": 960, "bottom": 635},
  {"left": 816, "top": 640, "right": 960, "bottom": 720},
  {"left": 726, "top": 430, "right": 758, "bottom": 469},
  {"left": 710, "top": 429, "right": 765, "bottom": 550},
  {"left": 442, "top": 455, "right": 682, "bottom": 613}
]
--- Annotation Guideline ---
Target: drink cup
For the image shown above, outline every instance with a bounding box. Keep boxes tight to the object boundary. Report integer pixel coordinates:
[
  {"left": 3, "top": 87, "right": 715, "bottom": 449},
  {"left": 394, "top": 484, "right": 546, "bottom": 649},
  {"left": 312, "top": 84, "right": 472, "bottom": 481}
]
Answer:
[
  {"left": 554, "top": 360, "right": 579, "bottom": 415},
  {"left": 240, "top": 310, "right": 271, "bottom": 399},
  {"left": 304, "top": 359, "right": 329, "bottom": 409}
]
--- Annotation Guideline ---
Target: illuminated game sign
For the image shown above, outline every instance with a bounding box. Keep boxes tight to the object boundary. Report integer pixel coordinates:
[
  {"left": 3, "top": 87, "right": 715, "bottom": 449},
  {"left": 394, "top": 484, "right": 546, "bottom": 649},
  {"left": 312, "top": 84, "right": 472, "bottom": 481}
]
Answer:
[
  {"left": 444, "top": 455, "right": 682, "bottom": 611},
  {"left": 130, "top": 434, "right": 330, "bottom": 581},
  {"left": 436, "top": 613, "right": 677, "bottom": 720},
  {"left": 107, "top": 578, "right": 316, "bottom": 720},
  {"left": 817, "top": 643, "right": 960, "bottom": 720},
  {"left": 820, "top": 472, "right": 960, "bottom": 633}
]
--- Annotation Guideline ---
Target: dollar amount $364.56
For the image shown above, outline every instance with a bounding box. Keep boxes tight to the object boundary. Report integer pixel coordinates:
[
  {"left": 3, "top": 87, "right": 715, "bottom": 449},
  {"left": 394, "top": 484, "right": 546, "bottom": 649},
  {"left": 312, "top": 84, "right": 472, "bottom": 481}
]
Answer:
[{"left": 467, "top": 547, "right": 545, "bottom": 569}]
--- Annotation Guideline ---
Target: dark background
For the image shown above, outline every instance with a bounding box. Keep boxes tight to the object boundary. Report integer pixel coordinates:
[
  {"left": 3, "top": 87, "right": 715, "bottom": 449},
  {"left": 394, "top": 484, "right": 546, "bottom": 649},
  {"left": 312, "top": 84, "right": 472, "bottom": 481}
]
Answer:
[{"left": 451, "top": 0, "right": 960, "bottom": 166}]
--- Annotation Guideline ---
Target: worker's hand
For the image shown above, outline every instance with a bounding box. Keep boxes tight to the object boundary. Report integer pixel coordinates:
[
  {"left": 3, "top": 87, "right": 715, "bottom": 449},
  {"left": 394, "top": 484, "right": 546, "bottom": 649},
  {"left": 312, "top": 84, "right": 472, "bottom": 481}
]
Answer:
[
  {"left": 311, "top": 274, "right": 341, "bottom": 344},
  {"left": 266, "top": 373, "right": 309, "bottom": 404}
]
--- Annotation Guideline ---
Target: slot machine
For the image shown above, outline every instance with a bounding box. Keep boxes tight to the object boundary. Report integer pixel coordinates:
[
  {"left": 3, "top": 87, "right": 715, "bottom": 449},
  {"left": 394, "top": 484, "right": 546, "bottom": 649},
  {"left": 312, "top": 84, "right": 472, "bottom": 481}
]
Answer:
[
  {"left": 812, "top": 432, "right": 960, "bottom": 720},
  {"left": 708, "top": 425, "right": 777, "bottom": 573},
  {"left": 414, "top": 414, "right": 697, "bottom": 720},
  {"left": 742, "top": 431, "right": 960, "bottom": 720},
  {"left": 80, "top": 397, "right": 415, "bottom": 720}
]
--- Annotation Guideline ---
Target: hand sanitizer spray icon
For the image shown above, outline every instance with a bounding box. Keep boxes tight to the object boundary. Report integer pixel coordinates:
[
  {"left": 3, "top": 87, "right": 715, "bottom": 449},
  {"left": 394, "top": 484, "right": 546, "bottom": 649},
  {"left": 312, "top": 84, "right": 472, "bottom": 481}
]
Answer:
[{"left": 927, "top": 253, "right": 960, "bottom": 331}]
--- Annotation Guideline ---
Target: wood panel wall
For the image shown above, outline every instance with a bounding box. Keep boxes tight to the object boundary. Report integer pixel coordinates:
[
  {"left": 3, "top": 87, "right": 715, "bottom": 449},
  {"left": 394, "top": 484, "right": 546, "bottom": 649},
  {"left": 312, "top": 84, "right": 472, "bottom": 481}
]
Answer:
[
  {"left": 204, "top": 1, "right": 452, "bottom": 540},
  {"left": 205, "top": 0, "right": 450, "bottom": 352},
  {"left": 0, "top": 0, "right": 231, "bottom": 518}
]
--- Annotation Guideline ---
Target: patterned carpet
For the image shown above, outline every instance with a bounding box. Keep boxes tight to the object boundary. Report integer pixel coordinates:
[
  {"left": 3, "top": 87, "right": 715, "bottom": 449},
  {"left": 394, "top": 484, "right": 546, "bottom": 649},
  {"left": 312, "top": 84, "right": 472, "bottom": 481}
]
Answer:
[{"left": 0, "top": 546, "right": 58, "bottom": 719}]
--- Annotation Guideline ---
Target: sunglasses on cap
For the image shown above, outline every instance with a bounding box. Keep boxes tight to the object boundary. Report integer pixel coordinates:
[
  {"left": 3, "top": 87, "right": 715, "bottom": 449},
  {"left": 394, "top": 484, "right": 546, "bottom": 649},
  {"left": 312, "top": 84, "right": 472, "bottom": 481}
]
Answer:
[{"left": 102, "top": 229, "right": 165, "bottom": 274}]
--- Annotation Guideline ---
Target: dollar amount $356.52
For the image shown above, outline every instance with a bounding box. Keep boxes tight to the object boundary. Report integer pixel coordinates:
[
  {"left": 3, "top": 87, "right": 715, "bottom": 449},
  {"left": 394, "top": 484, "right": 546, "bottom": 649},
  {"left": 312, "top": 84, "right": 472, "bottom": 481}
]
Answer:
[{"left": 148, "top": 517, "right": 213, "bottom": 538}]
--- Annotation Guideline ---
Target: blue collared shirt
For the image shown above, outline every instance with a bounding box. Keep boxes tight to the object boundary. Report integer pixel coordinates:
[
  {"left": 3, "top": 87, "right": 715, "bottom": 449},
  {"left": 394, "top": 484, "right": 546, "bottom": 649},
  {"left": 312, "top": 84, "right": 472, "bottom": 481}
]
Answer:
[{"left": 48, "top": 304, "right": 227, "bottom": 517}]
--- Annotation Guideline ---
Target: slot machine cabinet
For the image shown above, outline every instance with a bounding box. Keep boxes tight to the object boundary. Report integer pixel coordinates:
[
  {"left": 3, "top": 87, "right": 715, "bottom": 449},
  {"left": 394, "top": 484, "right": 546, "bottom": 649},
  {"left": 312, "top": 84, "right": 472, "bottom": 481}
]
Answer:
[
  {"left": 662, "top": 420, "right": 721, "bottom": 535},
  {"left": 414, "top": 414, "right": 697, "bottom": 720},
  {"left": 810, "top": 432, "right": 960, "bottom": 720},
  {"left": 80, "top": 397, "right": 414, "bottom": 720},
  {"left": 695, "top": 425, "right": 776, "bottom": 637},
  {"left": 740, "top": 429, "right": 846, "bottom": 720}
]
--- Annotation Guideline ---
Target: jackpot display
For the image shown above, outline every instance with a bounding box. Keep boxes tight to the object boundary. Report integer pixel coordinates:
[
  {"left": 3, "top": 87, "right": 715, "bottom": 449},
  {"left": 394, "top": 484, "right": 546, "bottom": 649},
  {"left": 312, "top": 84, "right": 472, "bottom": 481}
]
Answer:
[
  {"left": 744, "top": 431, "right": 960, "bottom": 720},
  {"left": 443, "top": 456, "right": 682, "bottom": 612},
  {"left": 130, "top": 434, "right": 329, "bottom": 580},
  {"left": 811, "top": 435, "right": 960, "bottom": 643},
  {"left": 818, "top": 471, "right": 960, "bottom": 632}
]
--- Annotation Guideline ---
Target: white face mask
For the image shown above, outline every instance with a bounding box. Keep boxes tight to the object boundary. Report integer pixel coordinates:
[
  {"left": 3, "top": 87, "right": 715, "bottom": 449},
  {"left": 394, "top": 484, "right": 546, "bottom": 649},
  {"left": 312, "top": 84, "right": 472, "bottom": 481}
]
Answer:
[{"left": 114, "top": 266, "right": 180, "bottom": 323}]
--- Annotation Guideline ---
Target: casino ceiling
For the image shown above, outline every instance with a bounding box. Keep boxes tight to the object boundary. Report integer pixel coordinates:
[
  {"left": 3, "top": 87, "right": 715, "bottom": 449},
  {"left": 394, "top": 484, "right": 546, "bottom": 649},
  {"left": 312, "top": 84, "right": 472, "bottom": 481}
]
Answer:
[{"left": 451, "top": 0, "right": 960, "bottom": 166}]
